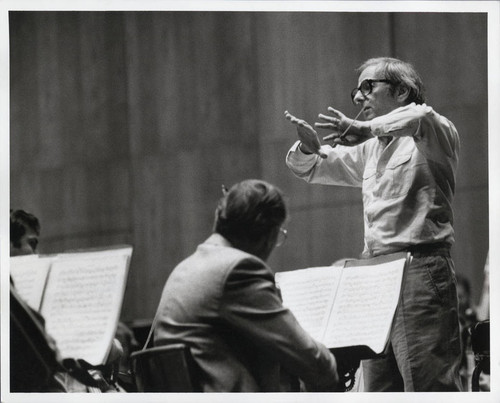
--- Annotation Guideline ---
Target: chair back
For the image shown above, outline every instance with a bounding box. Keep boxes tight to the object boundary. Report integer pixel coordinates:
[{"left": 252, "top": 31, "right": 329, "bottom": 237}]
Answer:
[
  {"left": 130, "top": 344, "right": 200, "bottom": 392},
  {"left": 470, "top": 320, "right": 490, "bottom": 391},
  {"left": 471, "top": 320, "right": 490, "bottom": 357}
]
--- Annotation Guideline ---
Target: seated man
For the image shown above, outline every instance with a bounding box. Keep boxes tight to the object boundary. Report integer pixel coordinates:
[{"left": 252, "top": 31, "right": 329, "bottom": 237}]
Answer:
[
  {"left": 151, "top": 179, "right": 352, "bottom": 392},
  {"left": 10, "top": 209, "right": 123, "bottom": 392},
  {"left": 10, "top": 209, "right": 40, "bottom": 256}
]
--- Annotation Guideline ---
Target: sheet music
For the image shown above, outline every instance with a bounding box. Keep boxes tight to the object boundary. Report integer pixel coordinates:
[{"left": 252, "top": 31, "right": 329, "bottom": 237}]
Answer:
[
  {"left": 275, "top": 266, "right": 342, "bottom": 341},
  {"left": 60, "top": 245, "right": 133, "bottom": 259},
  {"left": 323, "top": 258, "right": 405, "bottom": 352},
  {"left": 10, "top": 255, "right": 54, "bottom": 311},
  {"left": 40, "top": 253, "right": 129, "bottom": 365}
]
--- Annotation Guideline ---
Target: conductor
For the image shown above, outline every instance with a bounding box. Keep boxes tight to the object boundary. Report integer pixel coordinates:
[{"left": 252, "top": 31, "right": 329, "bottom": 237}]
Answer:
[{"left": 285, "top": 57, "right": 462, "bottom": 391}]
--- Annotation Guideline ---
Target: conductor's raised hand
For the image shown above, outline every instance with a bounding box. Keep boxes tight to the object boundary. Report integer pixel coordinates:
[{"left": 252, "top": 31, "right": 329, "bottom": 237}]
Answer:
[
  {"left": 315, "top": 106, "right": 372, "bottom": 147},
  {"left": 284, "top": 111, "right": 327, "bottom": 159}
]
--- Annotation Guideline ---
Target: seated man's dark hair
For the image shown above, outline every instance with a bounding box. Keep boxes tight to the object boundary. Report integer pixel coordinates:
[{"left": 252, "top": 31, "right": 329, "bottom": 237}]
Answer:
[
  {"left": 10, "top": 209, "right": 40, "bottom": 249},
  {"left": 214, "top": 179, "right": 287, "bottom": 243}
]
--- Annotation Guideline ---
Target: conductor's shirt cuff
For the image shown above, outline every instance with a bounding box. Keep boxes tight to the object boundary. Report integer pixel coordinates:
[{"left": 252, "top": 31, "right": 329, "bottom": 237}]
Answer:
[{"left": 286, "top": 141, "right": 322, "bottom": 173}]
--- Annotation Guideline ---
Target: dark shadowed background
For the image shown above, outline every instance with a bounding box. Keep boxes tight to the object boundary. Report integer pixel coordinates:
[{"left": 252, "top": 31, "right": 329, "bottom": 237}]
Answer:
[{"left": 9, "top": 11, "right": 488, "bottom": 323}]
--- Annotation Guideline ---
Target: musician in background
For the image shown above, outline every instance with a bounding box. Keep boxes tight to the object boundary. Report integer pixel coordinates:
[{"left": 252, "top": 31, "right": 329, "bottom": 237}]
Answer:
[
  {"left": 285, "top": 57, "right": 462, "bottom": 391},
  {"left": 10, "top": 209, "right": 124, "bottom": 392},
  {"left": 10, "top": 209, "right": 40, "bottom": 256}
]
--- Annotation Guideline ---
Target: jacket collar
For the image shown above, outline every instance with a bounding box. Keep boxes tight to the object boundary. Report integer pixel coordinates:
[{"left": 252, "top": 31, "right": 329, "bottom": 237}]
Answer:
[{"left": 203, "top": 233, "right": 234, "bottom": 248}]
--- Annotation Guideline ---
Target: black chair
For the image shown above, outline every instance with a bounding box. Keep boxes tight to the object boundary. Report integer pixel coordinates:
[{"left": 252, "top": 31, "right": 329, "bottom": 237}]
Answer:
[
  {"left": 470, "top": 320, "right": 490, "bottom": 392},
  {"left": 130, "top": 344, "right": 200, "bottom": 392}
]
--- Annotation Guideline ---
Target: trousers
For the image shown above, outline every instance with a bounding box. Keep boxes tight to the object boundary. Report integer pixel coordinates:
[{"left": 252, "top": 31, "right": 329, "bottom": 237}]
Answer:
[{"left": 362, "top": 250, "right": 463, "bottom": 391}]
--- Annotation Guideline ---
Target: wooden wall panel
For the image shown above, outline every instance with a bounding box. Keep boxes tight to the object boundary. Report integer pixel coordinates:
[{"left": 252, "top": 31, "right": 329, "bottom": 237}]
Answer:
[
  {"left": 393, "top": 13, "right": 487, "bottom": 106},
  {"left": 10, "top": 12, "right": 134, "bottom": 281},
  {"left": 255, "top": 12, "right": 391, "bottom": 273},
  {"left": 9, "top": 11, "right": 489, "bottom": 321},
  {"left": 10, "top": 13, "right": 41, "bottom": 171},
  {"left": 124, "top": 12, "right": 258, "bottom": 153},
  {"left": 453, "top": 188, "right": 490, "bottom": 299},
  {"left": 122, "top": 12, "right": 263, "bottom": 317},
  {"left": 125, "top": 154, "right": 182, "bottom": 317},
  {"left": 393, "top": 13, "right": 488, "bottom": 188},
  {"left": 34, "top": 13, "right": 65, "bottom": 169},
  {"left": 392, "top": 13, "right": 488, "bottom": 302},
  {"left": 77, "top": 13, "right": 130, "bottom": 163}
]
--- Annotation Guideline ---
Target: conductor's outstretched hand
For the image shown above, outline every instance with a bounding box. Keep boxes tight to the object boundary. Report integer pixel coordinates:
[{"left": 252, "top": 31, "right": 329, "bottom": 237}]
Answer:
[
  {"left": 284, "top": 111, "right": 327, "bottom": 159},
  {"left": 316, "top": 106, "right": 372, "bottom": 147}
]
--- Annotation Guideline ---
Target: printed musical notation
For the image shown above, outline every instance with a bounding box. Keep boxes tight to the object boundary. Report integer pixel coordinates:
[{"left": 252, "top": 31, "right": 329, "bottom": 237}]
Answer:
[
  {"left": 10, "top": 246, "right": 132, "bottom": 365},
  {"left": 275, "top": 252, "right": 409, "bottom": 357}
]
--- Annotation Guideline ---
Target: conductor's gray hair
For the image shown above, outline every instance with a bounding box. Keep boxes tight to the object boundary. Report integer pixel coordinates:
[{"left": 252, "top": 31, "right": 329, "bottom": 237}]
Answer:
[{"left": 357, "top": 57, "right": 426, "bottom": 104}]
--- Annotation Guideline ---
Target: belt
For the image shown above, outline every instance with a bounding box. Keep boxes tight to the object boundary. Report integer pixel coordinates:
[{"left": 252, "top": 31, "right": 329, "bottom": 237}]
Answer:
[{"left": 407, "top": 242, "right": 451, "bottom": 258}]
